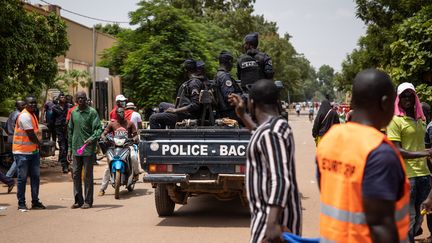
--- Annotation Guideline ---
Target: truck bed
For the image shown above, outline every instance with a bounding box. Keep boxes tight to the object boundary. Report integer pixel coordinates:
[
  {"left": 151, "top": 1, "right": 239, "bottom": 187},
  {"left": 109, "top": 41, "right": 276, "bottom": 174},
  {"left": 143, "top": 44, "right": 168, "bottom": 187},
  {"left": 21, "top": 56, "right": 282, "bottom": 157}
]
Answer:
[{"left": 139, "top": 128, "right": 251, "bottom": 182}]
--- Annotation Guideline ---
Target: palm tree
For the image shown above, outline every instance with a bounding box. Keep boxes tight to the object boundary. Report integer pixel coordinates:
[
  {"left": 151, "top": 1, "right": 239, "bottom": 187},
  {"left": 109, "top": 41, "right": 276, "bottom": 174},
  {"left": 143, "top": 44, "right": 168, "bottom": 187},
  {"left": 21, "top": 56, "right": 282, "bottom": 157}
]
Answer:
[{"left": 58, "top": 70, "right": 91, "bottom": 96}]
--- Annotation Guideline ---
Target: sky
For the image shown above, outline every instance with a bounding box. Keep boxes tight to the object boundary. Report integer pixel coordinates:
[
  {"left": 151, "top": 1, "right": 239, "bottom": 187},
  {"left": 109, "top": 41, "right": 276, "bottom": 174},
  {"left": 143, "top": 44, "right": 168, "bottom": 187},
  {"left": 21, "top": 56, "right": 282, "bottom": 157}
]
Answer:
[{"left": 29, "top": 0, "right": 366, "bottom": 71}]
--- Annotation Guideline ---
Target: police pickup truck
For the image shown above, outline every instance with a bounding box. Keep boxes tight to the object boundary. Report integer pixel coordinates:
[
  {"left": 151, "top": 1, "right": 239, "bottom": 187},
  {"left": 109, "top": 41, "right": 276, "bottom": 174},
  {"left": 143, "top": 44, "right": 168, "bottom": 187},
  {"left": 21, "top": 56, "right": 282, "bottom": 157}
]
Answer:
[{"left": 139, "top": 126, "right": 250, "bottom": 216}]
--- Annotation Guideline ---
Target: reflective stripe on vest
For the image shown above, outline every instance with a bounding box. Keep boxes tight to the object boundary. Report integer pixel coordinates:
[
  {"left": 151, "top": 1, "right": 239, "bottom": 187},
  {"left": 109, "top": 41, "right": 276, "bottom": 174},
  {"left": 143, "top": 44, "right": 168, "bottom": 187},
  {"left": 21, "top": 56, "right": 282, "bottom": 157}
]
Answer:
[
  {"left": 321, "top": 202, "right": 409, "bottom": 225},
  {"left": 12, "top": 109, "right": 39, "bottom": 153},
  {"left": 317, "top": 123, "right": 410, "bottom": 243}
]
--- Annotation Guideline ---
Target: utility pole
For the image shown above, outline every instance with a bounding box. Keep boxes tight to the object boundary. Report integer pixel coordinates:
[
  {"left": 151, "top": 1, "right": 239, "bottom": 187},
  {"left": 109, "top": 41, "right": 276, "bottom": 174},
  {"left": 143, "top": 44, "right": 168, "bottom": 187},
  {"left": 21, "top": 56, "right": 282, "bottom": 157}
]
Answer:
[{"left": 92, "top": 25, "right": 97, "bottom": 107}]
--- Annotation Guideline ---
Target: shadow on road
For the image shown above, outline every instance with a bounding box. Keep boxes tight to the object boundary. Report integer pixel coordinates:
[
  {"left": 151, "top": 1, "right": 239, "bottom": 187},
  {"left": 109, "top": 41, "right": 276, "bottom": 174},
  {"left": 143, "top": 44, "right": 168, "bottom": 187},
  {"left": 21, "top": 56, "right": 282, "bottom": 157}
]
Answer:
[
  {"left": 157, "top": 195, "right": 250, "bottom": 228},
  {"left": 93, "top": 204, "right": 123, "bottom": 212},
  {"left": 46, "top": 205, "right": 68, "bottom": 210},
  {"left": 102, "top": 188, "right": 152, "bottom": 200}
]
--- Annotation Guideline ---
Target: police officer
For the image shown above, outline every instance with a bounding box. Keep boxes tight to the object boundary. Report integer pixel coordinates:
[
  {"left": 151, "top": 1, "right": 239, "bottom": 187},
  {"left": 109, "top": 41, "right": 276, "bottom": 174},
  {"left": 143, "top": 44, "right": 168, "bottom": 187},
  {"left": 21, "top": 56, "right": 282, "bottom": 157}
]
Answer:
[
  {"left": 237, "top": 32, "right": 274, "bottom": 90},
  {"left": 195, "top": 60, "right": 210, "bottom": 89},
  {"left": 149, "top": 59, "right": 203, "bottom": 129},
  {"left": 214, "top": 51, "right": 242, "bottom": 119}
]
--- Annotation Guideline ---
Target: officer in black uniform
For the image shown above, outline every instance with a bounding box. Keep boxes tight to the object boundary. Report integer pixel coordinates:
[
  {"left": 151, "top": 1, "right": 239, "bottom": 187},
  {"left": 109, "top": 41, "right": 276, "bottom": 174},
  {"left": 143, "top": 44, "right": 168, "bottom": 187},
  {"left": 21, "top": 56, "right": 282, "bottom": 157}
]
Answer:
[
  {"left": 149, "top": 59, "right": 203, "bottom": 129},
  {"left": 237, "top": 32, "right": 274, "bottom": 90},
  {"left": 214, "top": 51, "right": 243, "bottom": 119},
  {"left": 195, "top": 60, "right": 211, "bottom": 89},
  {"left": 52, "top": 92, "right": 70, "bottom": 173}
]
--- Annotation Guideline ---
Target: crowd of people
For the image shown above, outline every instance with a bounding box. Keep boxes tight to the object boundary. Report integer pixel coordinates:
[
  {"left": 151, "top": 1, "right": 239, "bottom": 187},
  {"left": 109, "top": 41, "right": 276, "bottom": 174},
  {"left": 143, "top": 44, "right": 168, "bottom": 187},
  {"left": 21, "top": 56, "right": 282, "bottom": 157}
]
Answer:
[
  {"left": 4, "top": 31, "right": 432, "bottom": 243},
  {"left": 0, "top": 90, "right": 143, "bottom": 209}
]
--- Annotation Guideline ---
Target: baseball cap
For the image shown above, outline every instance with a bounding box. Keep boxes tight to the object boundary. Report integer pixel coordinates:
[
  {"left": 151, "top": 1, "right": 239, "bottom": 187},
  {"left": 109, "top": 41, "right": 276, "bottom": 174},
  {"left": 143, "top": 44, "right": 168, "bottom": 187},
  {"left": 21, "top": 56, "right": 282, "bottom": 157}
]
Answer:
[
  {"left": 397, "top": 82, "right": 416, "bottom": 96},
  {"left": 115, "top": 94, "right": 127, "bottom": 102},
  {"left": 126, "top": 102, "right": 136, "bottom": 109}
]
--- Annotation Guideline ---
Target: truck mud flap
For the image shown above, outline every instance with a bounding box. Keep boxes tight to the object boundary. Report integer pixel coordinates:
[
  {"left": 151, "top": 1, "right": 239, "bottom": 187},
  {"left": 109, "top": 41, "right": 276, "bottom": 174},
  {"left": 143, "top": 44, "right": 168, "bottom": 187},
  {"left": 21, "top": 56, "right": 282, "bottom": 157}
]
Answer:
[{"left": 143, "top": 174, "right": 189, "bottom": 184}]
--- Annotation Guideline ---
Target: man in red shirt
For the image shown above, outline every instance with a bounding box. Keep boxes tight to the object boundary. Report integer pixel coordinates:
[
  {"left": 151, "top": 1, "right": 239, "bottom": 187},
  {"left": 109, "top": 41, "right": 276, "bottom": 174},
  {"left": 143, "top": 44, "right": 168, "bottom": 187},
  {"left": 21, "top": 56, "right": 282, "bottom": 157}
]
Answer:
[{"left": 109, "top": 94, "right": 133, "bottom": 121}]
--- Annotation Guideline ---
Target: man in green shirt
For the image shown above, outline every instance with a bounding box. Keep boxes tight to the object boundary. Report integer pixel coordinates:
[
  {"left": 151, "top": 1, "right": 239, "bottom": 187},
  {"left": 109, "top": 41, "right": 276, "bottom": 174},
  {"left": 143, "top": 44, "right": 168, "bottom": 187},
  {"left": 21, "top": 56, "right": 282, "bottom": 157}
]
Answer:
[
  {"left": 387, "top": 82, "right": 432, "bottom": 241},
  {"left": 67, "top": 91, "right": 102, "bottom": 209}
]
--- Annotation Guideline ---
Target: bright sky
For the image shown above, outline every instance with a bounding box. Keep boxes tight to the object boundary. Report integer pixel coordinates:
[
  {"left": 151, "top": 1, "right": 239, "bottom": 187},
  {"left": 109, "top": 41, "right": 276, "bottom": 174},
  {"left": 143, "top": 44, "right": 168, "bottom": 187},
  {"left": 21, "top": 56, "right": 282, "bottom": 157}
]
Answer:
[{"left": 29, "top": 0, "right": 366, "bottom": 71}]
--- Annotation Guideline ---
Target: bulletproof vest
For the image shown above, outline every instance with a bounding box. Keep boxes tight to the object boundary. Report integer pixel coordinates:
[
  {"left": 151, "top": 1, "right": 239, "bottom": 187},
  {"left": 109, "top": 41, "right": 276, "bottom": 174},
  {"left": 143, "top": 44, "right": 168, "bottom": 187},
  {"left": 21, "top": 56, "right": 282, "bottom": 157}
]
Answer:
[
  {"left": 214, "top": 70, "right": 241, "bottom": 112},
  {"left": 175, "top": 79, "right": 193, "bottom": 109},
  {"left": 238, "top": 52, "right": 266, "bottom": 89}
]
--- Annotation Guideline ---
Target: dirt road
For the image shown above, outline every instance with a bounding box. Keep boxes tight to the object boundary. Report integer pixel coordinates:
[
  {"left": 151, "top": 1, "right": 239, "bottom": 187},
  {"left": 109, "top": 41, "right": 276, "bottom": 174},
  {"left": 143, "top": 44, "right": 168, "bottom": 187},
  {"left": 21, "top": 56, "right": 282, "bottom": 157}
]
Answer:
[{"left": 0, "top": 114, "right": 319, "bottom": 243}]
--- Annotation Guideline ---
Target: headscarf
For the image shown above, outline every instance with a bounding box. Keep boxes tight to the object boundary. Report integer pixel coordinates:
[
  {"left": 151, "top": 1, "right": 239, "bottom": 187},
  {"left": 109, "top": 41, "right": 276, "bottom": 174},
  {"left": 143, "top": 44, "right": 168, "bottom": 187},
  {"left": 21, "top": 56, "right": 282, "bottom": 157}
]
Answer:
[
  {"left": 317, "top": 100, "right": 332, "bottom": 117},
  {"left": 394, "top": 82, "right": 425, "bottom": 121}
]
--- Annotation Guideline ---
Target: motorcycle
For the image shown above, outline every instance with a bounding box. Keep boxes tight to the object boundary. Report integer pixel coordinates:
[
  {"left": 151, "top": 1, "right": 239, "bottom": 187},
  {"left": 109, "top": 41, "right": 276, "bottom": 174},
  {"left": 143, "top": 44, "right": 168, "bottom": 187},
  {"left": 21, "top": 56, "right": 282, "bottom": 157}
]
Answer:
[{"left": 105, "top": 133, "right": 138, "bottom": 199}]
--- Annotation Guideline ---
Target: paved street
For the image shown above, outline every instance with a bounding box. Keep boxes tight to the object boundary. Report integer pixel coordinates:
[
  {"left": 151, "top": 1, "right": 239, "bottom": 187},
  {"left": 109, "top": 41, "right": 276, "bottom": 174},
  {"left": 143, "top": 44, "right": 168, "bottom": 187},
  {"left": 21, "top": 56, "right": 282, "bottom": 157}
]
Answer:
[{"left": 0, "top": 113, "right": 320, "bottom": 243}]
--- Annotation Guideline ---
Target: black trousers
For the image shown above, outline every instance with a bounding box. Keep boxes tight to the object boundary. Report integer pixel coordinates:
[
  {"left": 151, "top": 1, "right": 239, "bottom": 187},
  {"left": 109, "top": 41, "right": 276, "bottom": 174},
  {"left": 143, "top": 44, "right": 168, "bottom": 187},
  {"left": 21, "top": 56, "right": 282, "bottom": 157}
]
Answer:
[
  {"left": 55, "top": 125, "right": 68, "bottom": 168},
  {"left": 48, "top": 124, "right": 56, "bottom": 143},
  {"left": 72, "top": 156, "right": 93, "bottom": 206},
  {"left": 149, "top": 102, "right": 190, "bottom": 129}
]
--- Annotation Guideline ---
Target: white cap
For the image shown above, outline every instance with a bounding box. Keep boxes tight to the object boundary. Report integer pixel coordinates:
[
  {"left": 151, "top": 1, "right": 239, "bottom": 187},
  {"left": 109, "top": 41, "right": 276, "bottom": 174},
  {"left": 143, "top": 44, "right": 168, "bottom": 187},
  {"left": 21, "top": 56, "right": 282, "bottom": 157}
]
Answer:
[
  {"left": 115, "top": 94, "right": 127, "bottom": 101},
  {"left": 126, "top": 102, "right": 136, "bottom": 109},
  {"left": 397, "top": 82, "right": 415, "bottom": 96}
]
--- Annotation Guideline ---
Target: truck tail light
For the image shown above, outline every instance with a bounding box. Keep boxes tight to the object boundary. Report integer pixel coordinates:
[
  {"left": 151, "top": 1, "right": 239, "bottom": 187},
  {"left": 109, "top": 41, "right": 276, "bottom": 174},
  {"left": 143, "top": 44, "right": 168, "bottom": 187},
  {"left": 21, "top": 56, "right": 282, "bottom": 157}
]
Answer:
[
  {"left": 235, "top": 165, "right": 246, "bottom": 174},
  {"left": 149, "top": 164, "right": 173, "bottom": 173}
]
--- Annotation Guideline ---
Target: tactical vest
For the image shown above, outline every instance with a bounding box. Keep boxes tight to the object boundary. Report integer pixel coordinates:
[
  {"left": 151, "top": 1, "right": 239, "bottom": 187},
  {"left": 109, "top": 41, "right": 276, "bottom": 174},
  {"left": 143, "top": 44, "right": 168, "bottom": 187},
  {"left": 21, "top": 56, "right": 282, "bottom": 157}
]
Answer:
[
  {"left": 214, "top": 70, "right": 242, "bottom": 112},
  {"left": 317, "top": 123, "right": 409, "bottom": 243},
  {"left": 238, "top": 52, "right": 266, "bottom": 88}
]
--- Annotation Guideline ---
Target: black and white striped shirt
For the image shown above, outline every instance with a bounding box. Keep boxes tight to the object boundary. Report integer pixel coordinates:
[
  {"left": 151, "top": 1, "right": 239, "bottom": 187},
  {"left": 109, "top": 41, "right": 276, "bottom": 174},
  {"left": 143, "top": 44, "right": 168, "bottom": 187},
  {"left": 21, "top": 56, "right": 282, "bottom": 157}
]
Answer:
[{"left": 246, "top": 116, "right": 302, "bottom": 243}]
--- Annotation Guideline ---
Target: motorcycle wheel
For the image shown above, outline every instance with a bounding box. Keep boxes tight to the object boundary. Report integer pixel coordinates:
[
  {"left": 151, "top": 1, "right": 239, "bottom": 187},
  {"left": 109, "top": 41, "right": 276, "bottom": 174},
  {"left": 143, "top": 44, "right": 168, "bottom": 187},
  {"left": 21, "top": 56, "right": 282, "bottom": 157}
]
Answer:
[
  {"left": 114, "top": 170, "right": 121, "bottom": 199},
  {"left": 127, "top": 183, "right": 135, "bottom": 192}
]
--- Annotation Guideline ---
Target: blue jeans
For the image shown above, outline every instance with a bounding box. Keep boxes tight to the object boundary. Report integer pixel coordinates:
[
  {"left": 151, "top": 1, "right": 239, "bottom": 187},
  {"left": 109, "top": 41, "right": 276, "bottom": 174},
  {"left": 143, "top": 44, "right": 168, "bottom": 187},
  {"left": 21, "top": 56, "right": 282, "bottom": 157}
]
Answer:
[
  {"left": 6, "top": 161, "right": 17, "bottom": 177},
  {"left": 409, "top": 176, "right": 431, "bottom": 242},
  {"left": 15, "top": 153, "right": 41, "bottom": 206}
]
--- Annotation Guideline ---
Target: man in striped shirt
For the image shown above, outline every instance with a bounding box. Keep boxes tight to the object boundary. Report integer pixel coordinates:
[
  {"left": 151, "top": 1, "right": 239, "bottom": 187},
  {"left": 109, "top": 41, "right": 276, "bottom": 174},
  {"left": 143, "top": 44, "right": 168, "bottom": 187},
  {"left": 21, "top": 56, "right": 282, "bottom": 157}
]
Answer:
[{"left": 229, "top": 79, "right": 302, "bottom": 243}]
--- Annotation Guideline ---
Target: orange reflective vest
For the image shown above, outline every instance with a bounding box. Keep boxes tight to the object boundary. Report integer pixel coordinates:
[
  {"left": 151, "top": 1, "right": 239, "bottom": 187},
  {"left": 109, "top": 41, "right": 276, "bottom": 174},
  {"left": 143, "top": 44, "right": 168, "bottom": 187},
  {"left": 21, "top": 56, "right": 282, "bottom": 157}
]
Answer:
[
  {"left": 316, "top": 122, "right": 409, "bottom": 243},
  {"left": 12, "top": 109, "right": 39, "bottom": 154}
]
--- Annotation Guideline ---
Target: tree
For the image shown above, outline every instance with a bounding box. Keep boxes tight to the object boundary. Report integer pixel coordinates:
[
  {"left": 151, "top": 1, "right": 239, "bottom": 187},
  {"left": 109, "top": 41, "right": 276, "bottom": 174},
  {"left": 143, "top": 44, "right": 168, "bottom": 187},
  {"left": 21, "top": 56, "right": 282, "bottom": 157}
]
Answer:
[
  {"left": 57, "top": 70, "right": 92, "bottom": 96},
  {"left": 100, "top": 0, "right": 318, "bottom": 107},
  {"left": 95, "top": 23, "right": 126, "bottom": 37},
  {"left": 336, "top": 1, "right": 432, "bottom": 91},
  {"left": 102, "top": 0, "right": 234, "bottom": 108},
  {"left": 0, "top": 0, "right": 69, "bottom": 113},
  {"left": 390, "top": 5, "right": 432, "bottom": 83},
  {"left": 317, "top": 65, "right": 336, "bottom": 100}
]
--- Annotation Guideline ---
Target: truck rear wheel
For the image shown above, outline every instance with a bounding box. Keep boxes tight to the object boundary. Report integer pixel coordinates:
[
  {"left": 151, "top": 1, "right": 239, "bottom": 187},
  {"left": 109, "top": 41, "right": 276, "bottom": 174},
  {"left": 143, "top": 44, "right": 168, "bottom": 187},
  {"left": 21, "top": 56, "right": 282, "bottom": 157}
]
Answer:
[{"left": 155, "top": 184, "right": 175, "bottom": 216}]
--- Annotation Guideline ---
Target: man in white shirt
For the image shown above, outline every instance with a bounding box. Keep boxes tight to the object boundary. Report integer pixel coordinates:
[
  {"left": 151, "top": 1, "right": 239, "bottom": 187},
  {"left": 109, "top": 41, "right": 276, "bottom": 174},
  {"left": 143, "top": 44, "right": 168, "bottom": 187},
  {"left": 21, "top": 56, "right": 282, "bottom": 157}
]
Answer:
[{"left": 126, "top": 102, "right": 142, "bottom": 129}]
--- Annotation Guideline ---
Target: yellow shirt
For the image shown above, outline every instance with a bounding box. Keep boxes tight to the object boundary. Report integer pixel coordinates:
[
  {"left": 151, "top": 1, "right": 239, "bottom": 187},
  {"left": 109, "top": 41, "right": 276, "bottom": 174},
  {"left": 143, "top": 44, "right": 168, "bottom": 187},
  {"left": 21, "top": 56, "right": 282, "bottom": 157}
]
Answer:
[{"left": 387, "top": 115, "right": 429, "bottom": 178}]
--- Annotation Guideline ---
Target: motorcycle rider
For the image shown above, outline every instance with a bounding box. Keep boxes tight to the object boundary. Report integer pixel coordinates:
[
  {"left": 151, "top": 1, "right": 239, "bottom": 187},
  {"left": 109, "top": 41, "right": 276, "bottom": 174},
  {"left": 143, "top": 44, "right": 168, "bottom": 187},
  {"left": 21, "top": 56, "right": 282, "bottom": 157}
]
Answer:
[
  {"left": 149, "top": 59, "right": 204, "bottom": 129},
  {"left": 98, "top": 107, "right": 138, "bottom": 196},
  {"left": 237, "top": 32, "right": 274, "bottom": 90}
]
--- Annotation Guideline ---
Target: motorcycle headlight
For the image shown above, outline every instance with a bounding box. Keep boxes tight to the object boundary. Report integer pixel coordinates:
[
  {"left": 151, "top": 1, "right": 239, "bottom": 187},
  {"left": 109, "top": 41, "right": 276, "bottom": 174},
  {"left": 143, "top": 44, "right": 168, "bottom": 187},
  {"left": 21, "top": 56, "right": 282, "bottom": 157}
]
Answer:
[{"left": 114, "top": 137, "right": 126, "bottom": 146}]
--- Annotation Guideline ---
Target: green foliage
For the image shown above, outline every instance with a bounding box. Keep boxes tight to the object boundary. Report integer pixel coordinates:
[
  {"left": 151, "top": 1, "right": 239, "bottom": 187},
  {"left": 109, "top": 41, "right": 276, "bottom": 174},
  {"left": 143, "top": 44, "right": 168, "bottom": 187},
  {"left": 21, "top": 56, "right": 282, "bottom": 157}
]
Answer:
[
  {"left": 317, "top": 65, "right": 336, "bottom": 99},
  {"left": 337, "top": 1, "right": 432, "bottom": 92},
  {"left": 0, "top": 0, "right": 69, "bottom": 112},
  {"left": 416, "top": 83, "right": 432, "bottom": 105},
  {"left": 57, "top": 70, "right": 91, "bottom": 96},
  {"left": 390, "top": 6, "right": 432, "bottom": 83},
  {"left": 100, "top": 0, "right": 325, "bottom": 107},
  {"left": 94, "top": 23, "right": 126, "bottom": 37}
]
